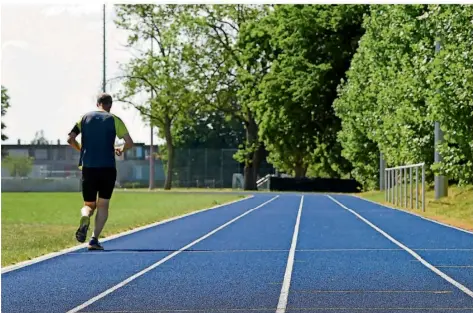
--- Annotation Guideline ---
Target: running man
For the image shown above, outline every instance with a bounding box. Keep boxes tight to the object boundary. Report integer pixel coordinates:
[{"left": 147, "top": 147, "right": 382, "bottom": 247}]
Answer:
[{"left": 67, "top": 93, "right": 133, "bottom": 250}]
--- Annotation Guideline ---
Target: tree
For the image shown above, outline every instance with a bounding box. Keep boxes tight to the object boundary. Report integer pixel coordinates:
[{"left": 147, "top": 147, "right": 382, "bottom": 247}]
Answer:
[
  {"left": 181, "top": 4, "right": 271, "bottom": 190},
  {"left": 335, "top": 5, "right": 436, "bottom": 189},
  {"left": 173, "top": 110, "right": 245, "bottom": 149},
  {"left": 332, "top": 5, "right": 473, "bottom": 189},
  {"left": 114, "top": 4, "right": 195, "bottom": 190},
  {"left": 1, "top": 86, "right": 10, "bottom": 141},
  {"left": 161, "top": 109, "right": 246, "bottom": 188},
  {"left": 244, "top": 5, "right": 366, "bottom": 178},
  {"left": 31, "top": 130, "right": 49, "bottom": 145},
  {"left": 3, "top": 156, "right": 34, "bottom": 177},
  {"left": 425, "top": 5, "right": 473, "bottom": 184}
]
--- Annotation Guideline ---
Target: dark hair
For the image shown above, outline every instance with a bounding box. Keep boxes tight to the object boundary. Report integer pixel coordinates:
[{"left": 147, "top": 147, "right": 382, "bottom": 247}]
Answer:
[{"left": 97, "top": 93, "right": 113, "bottom": 106}]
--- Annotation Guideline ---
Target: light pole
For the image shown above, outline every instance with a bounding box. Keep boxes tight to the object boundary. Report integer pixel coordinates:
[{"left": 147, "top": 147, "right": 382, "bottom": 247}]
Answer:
[
  {"left": 102, "top": 4, "right": 106, "bottom": 93},
  {"left": 379, "top": 151, "right": 386, "bottom": 190},
  {"left": 434, "top": 38, "right": 447, "bottom": 199},
  {"left": 149, "top": 35, "right": 155, "bottom": 190}
]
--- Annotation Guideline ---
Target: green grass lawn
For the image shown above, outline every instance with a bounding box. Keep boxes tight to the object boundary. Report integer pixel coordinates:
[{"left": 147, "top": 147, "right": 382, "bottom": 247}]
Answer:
[
  {"left": 1, "top": 192, "right": 244, "bottom": 266},
  {"left": 359, "top": 185, "right": 473, "bottom": 232}
]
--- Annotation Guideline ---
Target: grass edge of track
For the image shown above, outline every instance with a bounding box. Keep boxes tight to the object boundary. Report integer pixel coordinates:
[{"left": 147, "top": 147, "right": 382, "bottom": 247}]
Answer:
[
  {"left": 358, "top": 184, "right": 473, "bottom": 232},
  {"left": 1, "top": 192, "right": 248, "bottom": 267}
]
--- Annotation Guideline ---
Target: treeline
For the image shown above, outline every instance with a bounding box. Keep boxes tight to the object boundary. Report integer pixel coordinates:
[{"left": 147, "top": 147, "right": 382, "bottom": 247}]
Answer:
[
  {"left": 335, "top": 4, "right": 473, "bottom": 189},
  {"left": 1, "top": 86, "right": 10, "bottom": 142},
  {"left": 113, "top": 4, "right": 473, "bottom": 190}
]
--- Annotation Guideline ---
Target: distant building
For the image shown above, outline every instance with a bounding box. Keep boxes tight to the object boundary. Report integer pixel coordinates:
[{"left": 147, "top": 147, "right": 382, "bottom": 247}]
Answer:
[
  {"left": 2, "top": 140, "right": 274, "bottom": 189},
  {"left": 1, "top": 140, "right": 165, "bottom": 186}
]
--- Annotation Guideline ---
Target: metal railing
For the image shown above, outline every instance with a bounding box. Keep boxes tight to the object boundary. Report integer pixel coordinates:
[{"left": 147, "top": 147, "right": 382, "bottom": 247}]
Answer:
[
  {"left": 257, "top": 174, "right": 273, "bottom": 190},
  {"left": 385, "top": 163, "right": 425, "bottom": 212}
]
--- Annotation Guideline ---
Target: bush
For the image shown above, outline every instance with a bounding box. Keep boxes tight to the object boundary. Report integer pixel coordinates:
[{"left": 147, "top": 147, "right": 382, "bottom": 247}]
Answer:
[{"left": 2, "top": 155, "right": 34, "bottom": 177}]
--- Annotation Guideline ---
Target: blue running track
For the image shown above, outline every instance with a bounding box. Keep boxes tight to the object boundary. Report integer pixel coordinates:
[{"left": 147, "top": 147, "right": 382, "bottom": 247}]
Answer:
[{"left": 2, "top": 194, "right": 473, "bottom": 313}]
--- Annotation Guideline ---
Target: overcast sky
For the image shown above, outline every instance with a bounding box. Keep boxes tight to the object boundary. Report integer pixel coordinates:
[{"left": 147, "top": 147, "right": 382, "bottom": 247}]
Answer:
[{"left": 1, "top": 4, "right": 160, "bottom": 145}]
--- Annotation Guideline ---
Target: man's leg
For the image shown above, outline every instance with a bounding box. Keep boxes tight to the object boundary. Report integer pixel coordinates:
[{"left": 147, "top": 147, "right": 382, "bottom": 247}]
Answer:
[
  {"left": 88, "top": 168, "right": 116, "bottom": 250},
  {"left": 89, "top": 198, "right": 109, "bottom": 244},
  {"left": 76, "top": 168, "right": 98, "bottom": 243},
  {"left": 81, "top": 202, "right": 96, "bottom": 218},
  {"left": 75, "top": 201, "right": 96, "bottom": 243}
]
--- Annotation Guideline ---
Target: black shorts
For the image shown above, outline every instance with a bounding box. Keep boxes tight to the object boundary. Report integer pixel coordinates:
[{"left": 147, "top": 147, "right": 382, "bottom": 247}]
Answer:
[{"left": 81, "top": 167, "right": 117, "bottom": 202}]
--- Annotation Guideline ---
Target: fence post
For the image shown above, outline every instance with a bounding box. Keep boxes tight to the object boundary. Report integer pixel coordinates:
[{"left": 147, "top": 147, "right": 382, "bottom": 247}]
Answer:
[
  {"left": 380, "top": 152, "right": 386, "bottom": 190},
  {"left": 397, "top": 169, "right": 402, "bottom": 206},
  {"left": 391, "top": 169, "right": 394, "bottom": 204},
  {"left": 220, "top": 149, "right": 223, "bottom": 188},
  {"left": 416, "top": 166, "right": 419, "bottom": 210},
  {"left": 422, "top": 164, "right": 425, "bottom": 212},
  {"left": 404, "top": 167, "right": 407, "bottom": 208},
  {"left": 204, "top": 148, "right": 208, "bottom": 181},
  {"left": 384, "top": 169, "right": 387, "bottom": 201},
  {"left": 385, "top": 163, "right": 424, "bottom": 210},
  {"left": 409, "top": 167, "right": 413, "bottom": 209},
  {"left": 188, "top": 148, "right": 191, "bottom": 187},
  {"left": 393, "top": 169, "right": 398, "bottom": 205}
]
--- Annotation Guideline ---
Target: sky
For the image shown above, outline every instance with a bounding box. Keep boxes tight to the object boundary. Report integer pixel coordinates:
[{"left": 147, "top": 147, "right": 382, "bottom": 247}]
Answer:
[{"left": 1, "top": 4, "right": 161, "bottom": 145}]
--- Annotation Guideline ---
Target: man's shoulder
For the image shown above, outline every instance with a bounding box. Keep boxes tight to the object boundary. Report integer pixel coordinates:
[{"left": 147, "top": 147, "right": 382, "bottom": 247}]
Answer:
[
  {"left": 83, "top": 110, "right": 114, "bottom": 119},
  {"left": 111, "top": 114, "right": 125, "bottom": 124},
  {"left": 111, "top": 113, "right": 123, "bottom": 120}
]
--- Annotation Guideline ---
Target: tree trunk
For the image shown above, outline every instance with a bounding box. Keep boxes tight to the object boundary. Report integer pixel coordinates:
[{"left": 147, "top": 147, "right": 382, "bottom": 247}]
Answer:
[
  {"left": 163, "top": 119, "right": 173, "bottom": 190},
  {"left": 252, "top": 142, "right": 265, "bottom": 183},
  {"left": 244, "top": 163, "right": 256, "bottom": 190},
  {"left": 243, "top": 112, "right": 260, "bottom": 191},
  {"left": 294, "top": 162, "right": 308, "bottom": 178}
]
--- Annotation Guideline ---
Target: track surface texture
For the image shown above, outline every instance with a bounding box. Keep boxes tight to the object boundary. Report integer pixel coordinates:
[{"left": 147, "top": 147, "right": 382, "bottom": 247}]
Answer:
[{"left": 2, "top": 194, "right": 472, "bottom": 313}]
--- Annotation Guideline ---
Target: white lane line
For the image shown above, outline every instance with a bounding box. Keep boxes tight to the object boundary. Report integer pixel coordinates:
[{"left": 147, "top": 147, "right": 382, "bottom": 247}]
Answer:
[
  {"left": 327, "top": 195, "right": 473, "bottom": 299},
  {"left": 276, "top": 195, "right": 304, "bottom": 313},
  {"left": 435, "top": 266, "right": 473, "bottom": 268},
  {"left": 1, "top": 195, "right": 253, "bottom": 274},
  {"left": 66, "top": 195, "right": 279, "bottom": 313}
]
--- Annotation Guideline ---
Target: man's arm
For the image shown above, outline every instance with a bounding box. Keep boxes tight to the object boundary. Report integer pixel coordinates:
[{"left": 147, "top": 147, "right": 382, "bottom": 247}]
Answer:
[
  {"left": 115, "top": 133, "right": 133, "bottom": 155},
  {"left": 114, "top": 116, "right": 133, "bottom": 155},
  {"left": 67, "top": 121, "right": 81, "bottom": 152}
]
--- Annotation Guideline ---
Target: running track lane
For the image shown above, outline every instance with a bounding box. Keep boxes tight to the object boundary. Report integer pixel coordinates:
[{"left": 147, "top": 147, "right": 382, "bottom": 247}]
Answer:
[
  {"left": 77, "top": 194, "right": 302, "bottom": 313},
  {"left": 2, "top": 193, "right": 472, "bottom": 313},
  {"left": 332, "top": 195, "right": 473, "bottom": 292},
  {"left": 1, "top": 194, "right": 275, "bottom": 313},
  {"left": 286, "top": 195, "right": 473, "bottom": 313}
]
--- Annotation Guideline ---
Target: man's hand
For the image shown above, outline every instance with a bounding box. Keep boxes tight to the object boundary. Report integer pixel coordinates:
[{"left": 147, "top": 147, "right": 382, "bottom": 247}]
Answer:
[
  {"left": 114, "top": 133, "right": 133, "bottom": 157},
  {"left": 67, "top": 132, "right": 81, "bottom": 152},
  {"left": 116, "top": 133, "right": 133, "bottom": 156},
  {"left": 115, "top": 146, "right": 124, "bottom": 156}
]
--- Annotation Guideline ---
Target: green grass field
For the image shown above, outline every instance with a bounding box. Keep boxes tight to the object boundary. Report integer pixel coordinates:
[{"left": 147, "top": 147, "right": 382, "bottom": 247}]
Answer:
[
  {"left": 359, "top": 185, "right": 473, "bottom": 232},
  {"left": 1, "top": 192, "right": 244, "bottom": 266}
]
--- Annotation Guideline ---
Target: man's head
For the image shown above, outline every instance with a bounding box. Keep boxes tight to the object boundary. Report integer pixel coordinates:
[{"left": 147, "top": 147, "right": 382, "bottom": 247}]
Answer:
[{"left": 97, "top": 93, "right": 113, "bottom": 112}]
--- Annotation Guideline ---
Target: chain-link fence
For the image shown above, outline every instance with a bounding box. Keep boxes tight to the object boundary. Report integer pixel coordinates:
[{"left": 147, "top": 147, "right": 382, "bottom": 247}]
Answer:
[
  {"left": 171, "top": 148, "right": 242, "bottom": 188},
  {"left": 1, "top": 145, "right": 276, "bottom": 190}
]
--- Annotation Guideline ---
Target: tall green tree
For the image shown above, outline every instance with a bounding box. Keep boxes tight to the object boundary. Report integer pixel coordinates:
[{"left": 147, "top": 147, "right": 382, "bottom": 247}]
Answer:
[
  {"left": 181, "top": 4, "right": 271, "bottom": 190},
  {"left": 425, "top": 5, "right": 473, "bottom": 184},
  {"left": 173, "top": 110, "right": 245, "bottom": 149},
  {"left": 335, "top": 5, "right": 436, "bottom": 189},
  {"left": 1, "top": 86, "right": 10, "bottom": 141},
  {"left": 333, "top": 5, "right": 473, "bottom": 189},
  {"left": 244, "top": 5, "right": 366, "bottom": 178},
  {"left": 114, "top": 4, "right": 195, "bottom": 190}
]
